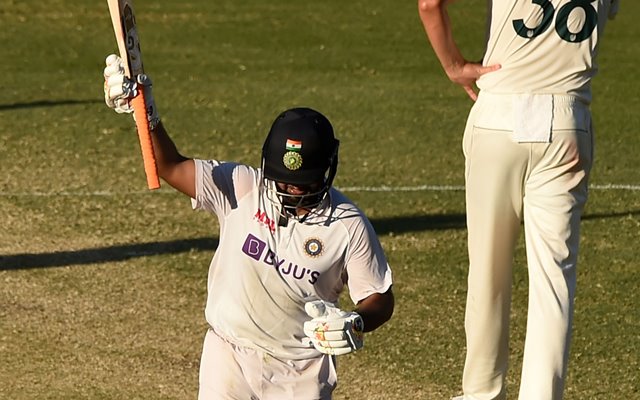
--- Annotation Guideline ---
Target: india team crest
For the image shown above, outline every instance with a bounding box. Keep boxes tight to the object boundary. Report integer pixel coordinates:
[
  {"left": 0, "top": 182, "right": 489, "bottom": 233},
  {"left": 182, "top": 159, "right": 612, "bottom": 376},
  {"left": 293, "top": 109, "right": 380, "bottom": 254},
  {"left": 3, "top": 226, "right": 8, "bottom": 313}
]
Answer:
[
  {"left": 283, "top": 151, "right": 303, "bottom": 170},
  {"left": 304, "top": 238, "right": 324, "bottom": 258}
]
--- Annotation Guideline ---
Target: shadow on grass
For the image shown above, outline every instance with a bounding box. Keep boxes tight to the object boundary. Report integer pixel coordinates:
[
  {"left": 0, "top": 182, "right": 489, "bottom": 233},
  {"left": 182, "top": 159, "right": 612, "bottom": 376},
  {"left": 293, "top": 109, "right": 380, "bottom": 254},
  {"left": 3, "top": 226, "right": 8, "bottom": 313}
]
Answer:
[
  {"left": 0, "top": 214, "right": 466, "bottom": 271},
  {"left": 0, "top": 99, "right": 102, "bottom": 111},
  {"left": 582, "top": 210, "right": 640, "bottom": 221},
  {"left": 367, "top": 209, "right": 640, "bottom": 235},
  {"left": 371, "top": 213, "right": 467, "bottom": 234},
  {"left": 0, "top": 237, "right": 218, "bottom": 271},
  {"left": 1, "top": 210, "right": 636, "bottom": 270}
]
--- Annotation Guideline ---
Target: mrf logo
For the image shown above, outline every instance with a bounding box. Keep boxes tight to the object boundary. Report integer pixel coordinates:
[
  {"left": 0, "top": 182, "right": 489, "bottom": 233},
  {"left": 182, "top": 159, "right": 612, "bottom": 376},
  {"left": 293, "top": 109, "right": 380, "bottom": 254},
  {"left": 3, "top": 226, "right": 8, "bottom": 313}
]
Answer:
[
  {"left": 254, "top": 209, "right": 275, "bottom": 233},
  {"left": 241, "top": 234, "right": 320, "bottom": 284}
]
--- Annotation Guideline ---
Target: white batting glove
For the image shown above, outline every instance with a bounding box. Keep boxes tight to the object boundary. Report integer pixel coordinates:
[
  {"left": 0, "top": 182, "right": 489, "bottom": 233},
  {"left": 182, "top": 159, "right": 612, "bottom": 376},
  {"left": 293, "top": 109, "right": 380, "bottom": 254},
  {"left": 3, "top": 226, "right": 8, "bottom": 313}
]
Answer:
[
  {"left": 303, "top": 300, "right": 364, "bottom": 356},
  {"left": 103, "top": 54, "right": 160, "bottom": 129},
  {"left": 103, "top": 54, "right": 136, "bottom": 113}
]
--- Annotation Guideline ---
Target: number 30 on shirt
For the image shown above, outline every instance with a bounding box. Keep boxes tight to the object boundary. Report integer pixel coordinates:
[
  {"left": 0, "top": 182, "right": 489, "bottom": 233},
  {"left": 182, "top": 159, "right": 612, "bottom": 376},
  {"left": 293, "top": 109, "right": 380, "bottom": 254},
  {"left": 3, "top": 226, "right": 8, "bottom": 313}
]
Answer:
[{"left": 513, "top": 0, "right": 598, "bottom": 43}]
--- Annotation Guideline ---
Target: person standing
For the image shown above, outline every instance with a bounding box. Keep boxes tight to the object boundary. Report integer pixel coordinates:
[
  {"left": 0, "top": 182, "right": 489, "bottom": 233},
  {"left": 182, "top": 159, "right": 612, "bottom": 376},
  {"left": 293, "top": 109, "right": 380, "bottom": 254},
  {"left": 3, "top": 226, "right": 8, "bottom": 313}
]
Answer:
[
  {"left": 103, "top": 54, "right": 394, "bottom": 399},
  {"left": 418, "top": 1, "right": 619, "bottom": 399}
]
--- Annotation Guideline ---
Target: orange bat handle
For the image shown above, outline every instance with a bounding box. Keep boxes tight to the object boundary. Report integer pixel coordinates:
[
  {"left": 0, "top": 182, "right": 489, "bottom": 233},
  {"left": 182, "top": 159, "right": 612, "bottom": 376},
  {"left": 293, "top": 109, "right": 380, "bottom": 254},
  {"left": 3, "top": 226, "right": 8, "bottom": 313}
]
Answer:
[{"left": 131, "top": 92, "right": 160, "bottom": 190}]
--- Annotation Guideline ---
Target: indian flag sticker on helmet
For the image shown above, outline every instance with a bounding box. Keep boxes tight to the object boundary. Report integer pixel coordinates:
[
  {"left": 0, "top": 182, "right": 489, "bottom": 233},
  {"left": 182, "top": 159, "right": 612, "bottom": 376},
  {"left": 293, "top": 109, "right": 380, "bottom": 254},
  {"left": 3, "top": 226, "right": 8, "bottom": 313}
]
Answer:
[
  {"left": 283, "top": 151, "right": 303, "bottom": 170},
  {"left": 286, "top": 139, "right": 302, "bottom": 151}
]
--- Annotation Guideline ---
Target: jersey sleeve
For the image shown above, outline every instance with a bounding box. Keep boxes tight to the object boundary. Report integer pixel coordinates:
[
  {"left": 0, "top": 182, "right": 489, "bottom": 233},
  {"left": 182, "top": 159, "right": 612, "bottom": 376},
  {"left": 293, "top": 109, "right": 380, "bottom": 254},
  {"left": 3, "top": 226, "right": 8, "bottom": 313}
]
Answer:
[
  {"left": 344, "top": 214, "right": 393, "bottom": 304},
  {"left": 191, "top": 159, "right": 259, "bottom": 217}
]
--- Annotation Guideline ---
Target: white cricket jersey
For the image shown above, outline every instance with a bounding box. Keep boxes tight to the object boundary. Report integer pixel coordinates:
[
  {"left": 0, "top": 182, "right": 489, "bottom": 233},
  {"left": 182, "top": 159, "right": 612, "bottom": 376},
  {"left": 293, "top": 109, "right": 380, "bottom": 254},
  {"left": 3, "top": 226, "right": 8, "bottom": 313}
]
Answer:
[
  {"left": 478, "top": 0, "right": 619, "bottom": 103},
  {"left": 191, "top": 159, "right": 393, "bottom": 360}
]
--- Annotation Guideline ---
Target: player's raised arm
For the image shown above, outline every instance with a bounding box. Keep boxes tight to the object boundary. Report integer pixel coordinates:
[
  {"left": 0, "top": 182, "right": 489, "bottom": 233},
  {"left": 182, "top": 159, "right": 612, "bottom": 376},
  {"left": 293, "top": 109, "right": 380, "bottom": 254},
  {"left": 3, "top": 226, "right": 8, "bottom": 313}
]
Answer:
[
  {"left": 147, "top": 122, "right": 195, "bottom": 198},
  {"left": 103, "top": 54, "right": 195, "bottom": 198},
  {"left": 417, "top": 0, "right": 500, "bottom": 101}
]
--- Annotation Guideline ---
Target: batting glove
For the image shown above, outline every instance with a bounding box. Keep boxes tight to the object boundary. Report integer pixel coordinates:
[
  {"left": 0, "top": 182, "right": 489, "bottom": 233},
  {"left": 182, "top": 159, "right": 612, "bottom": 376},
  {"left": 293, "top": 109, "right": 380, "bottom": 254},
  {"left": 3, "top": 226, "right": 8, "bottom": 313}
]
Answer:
[
  {"left": 103, "top": 54, "right": 160, "bottom": 130},
  {"left": 103, "top": 54, "right": 136, "bottom": 113},
  {"left": 303, "top": 300, "right": 364, "bottom": 356}
]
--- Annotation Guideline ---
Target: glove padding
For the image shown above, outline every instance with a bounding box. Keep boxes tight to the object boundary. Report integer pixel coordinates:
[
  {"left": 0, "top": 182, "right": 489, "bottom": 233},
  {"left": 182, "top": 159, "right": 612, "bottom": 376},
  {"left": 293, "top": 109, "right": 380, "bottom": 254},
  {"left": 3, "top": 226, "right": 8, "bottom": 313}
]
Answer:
[
  {"left": 104, "top": 54, "right": 136, "bottom": 113},
  {"left": 303, "top": 300, "right": 364, "bottom": 356},
  {"left": 103, "top": 54, "right": 160, "bottom": 129}
]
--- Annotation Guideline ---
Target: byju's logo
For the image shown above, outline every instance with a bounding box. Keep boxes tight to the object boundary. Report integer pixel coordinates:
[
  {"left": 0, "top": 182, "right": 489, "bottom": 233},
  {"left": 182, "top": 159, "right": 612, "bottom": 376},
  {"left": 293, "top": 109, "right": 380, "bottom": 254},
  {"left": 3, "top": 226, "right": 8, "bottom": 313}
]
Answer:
[
  {"left": 241, "top": 233, "right": 320, "bottom": 285},
  {"left": 242, "top": 234, "right": 267, "bottom": 260}
]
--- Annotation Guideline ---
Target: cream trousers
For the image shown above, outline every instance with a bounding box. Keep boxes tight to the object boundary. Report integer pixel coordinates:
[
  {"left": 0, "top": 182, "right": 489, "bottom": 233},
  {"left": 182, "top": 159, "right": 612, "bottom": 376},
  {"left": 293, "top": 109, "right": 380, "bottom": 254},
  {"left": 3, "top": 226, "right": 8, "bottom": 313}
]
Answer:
[{"left": 461, "top": 92, "right": 592, "bottom": 400}]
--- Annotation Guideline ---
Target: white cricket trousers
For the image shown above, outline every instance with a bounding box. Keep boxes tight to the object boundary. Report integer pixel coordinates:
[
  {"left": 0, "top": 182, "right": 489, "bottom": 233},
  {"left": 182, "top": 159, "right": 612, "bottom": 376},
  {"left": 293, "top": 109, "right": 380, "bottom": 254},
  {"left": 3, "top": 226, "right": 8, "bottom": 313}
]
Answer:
[
  {"left": 461, "top": 92, "right": 593, "bottom": 400},
  {"left": 198, "top": 328, "right": 337, "bottom": 400}
]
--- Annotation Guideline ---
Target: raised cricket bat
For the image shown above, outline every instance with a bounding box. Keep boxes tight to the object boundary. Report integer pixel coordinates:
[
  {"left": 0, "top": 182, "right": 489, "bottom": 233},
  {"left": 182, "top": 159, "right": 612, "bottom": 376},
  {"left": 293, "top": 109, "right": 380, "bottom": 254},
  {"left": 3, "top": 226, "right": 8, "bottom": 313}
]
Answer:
[{"left": 107, "top": 0, "right": 160, "bottom": 190}]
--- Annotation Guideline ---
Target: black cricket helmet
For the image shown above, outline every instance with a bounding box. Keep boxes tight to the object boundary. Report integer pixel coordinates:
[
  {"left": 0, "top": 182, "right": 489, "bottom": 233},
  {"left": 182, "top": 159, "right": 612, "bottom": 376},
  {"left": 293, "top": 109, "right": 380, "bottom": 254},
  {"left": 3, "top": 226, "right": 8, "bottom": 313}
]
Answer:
[{"left": 261, "top": 107, "right": 339, "bottom": 210}]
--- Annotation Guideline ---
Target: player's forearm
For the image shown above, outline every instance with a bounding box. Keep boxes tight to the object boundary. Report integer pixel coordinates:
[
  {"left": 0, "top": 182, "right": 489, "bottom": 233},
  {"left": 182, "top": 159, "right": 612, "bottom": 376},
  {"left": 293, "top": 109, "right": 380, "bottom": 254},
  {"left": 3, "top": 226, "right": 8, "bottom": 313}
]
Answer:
[
  {"left": 355, "top": 289, "right": 394, "bottom": 332},
  {"left": 150, "top": 121, "right": 187, "bottom": 173},
  {"left": 418, "top": 0, "right": 466, "bottom": 80},
  {"left": 150, "top": 122, "right": 196, "bottom": 197}
]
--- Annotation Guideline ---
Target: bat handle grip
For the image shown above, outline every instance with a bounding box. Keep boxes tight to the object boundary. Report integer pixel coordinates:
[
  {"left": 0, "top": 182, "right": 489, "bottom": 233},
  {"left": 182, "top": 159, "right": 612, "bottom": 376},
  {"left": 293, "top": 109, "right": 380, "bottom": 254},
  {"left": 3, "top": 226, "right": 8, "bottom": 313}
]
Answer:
[{"left": 131, "top": 91, "right": 161, "bottom": 190}]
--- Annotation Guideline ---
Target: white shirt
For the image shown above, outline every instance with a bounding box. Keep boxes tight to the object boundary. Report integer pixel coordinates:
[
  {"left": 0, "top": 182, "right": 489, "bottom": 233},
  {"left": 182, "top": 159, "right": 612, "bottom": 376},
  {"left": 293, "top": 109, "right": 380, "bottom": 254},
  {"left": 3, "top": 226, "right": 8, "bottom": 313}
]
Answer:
[
  {"left": 191, "top": 159, "right": 393, "bottom": 360},
  {"left": 478, "top": 0, "right": 619, "bottom": 103}
]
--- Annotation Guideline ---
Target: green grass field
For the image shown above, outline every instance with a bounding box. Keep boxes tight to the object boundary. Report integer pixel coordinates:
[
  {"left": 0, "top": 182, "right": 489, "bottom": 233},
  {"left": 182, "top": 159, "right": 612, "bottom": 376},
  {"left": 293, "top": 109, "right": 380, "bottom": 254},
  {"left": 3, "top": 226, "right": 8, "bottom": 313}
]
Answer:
[{"left": 1, "top": 1, "right": 638, "bottom": 399}]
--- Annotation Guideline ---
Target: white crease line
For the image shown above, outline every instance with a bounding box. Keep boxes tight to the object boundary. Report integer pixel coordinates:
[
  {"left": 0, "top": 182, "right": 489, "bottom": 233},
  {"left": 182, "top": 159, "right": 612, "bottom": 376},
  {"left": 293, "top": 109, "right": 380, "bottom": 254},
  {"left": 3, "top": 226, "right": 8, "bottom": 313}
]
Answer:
[
  {"left": 589, "top": 184, "right": 640, "bottom": 191},
  {"left": 0, "top": 184, "right": 639, "bottom": 197},
  {"left": 339, "top": 185, "right": 465, "bottom": 192},
  {"left": 340, "top": 184, "right": 640, "bottom": 192}
]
